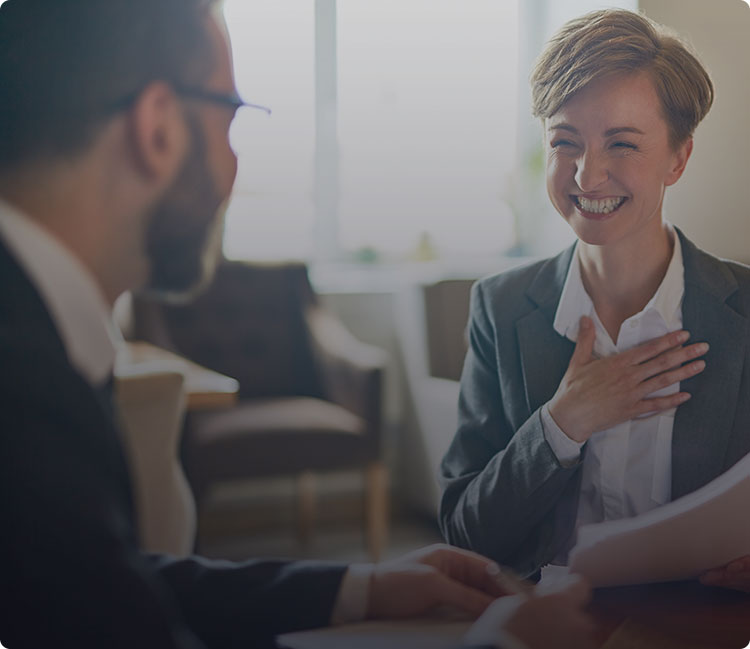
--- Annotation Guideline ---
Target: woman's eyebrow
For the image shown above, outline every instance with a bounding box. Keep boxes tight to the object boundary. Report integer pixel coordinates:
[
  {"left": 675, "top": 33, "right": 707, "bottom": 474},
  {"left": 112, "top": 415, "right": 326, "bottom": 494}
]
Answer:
[
  {"left": 548, "top": 123, "right": 579, "bottom": 134},
  {"left": 604, "top": 126, "right": 645, "bottom": 137}
]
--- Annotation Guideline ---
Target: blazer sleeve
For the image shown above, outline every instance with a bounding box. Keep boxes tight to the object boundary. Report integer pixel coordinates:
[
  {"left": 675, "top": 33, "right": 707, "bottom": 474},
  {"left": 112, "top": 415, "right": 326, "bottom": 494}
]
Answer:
[
  {"left": 438, "top": 281, "right": 582, "bottom": 576},
  {"left": 145, "top": 554, "right": 346, "bottom": 648},
  {"left": 0, "top": 352, "right": 345, "bottom": 649}
]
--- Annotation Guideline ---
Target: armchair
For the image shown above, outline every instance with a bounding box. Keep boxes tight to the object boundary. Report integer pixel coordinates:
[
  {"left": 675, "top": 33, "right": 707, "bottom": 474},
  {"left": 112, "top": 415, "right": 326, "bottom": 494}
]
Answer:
[{"left": 132, "top": 261, "right": 389, "bottom": 559}]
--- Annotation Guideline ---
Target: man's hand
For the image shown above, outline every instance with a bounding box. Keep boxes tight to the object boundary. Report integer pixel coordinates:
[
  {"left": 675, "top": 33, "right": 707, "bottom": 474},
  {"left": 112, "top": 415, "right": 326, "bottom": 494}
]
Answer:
[
  {"left": 365, "top": 544, "right": 507, "bottom": 620},
  {"left": 465, "top": 575, "right": 597, "bottom": 649},
  {"left": 548, "top": 316, "right": 708, "bottom": 442},
  {"left": 700, "top": 555, "right": 750, "bottom": 592}
]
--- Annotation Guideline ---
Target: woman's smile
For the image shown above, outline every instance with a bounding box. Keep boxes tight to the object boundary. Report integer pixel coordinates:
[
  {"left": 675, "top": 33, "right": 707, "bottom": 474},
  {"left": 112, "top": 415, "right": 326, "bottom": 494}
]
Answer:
[{"left": 571, "top": 195, "right": 628, "bottom": 218}]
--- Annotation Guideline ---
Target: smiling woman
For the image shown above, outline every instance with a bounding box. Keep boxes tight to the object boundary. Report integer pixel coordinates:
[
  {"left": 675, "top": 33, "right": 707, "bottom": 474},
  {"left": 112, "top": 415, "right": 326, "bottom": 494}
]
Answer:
[
  {"left": 438, "top": 8, "right": 750, "bottom": 589},
  {"left": 543, "top": 71, "right": 693, "bottom": 262}
]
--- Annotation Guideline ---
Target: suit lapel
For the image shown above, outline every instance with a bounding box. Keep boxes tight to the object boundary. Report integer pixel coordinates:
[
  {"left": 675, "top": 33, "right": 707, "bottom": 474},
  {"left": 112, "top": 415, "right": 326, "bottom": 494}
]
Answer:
[
  {"left": 672, "top": 230, "right": 748, "bottom": 498},
  {"left": 517, "top": 246, "right": 576, "bottom": 413},
  {"left": 0, "top": 237, "right": 137, "bottom": 518}
]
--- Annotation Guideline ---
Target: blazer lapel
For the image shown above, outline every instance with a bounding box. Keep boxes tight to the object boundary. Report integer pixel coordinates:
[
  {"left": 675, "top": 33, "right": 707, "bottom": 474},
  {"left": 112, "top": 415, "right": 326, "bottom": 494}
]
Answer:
[
  {"left": 672, "top": 230, "right": 749, "bottom": 498},
  {"left": 517, "top": 246, "right": 576, "bottom": 413},
  {"left": 0, "top": 237, "right": 137, "bottom": 517}
]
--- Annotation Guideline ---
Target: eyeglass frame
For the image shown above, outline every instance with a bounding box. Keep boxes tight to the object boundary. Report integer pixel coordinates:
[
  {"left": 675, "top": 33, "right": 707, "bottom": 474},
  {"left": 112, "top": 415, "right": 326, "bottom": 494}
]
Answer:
[
  {"left": 107, "top": 83, "right": 271, "bottom": 116},
  {"left": 173, "top": 85, "right": 271, "bottom": 116}
]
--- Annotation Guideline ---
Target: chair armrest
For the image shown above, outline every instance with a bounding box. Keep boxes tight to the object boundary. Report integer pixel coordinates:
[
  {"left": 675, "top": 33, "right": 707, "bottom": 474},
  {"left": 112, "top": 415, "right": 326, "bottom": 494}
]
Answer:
[{"left": 305, "top": 305, "right": 388, "bottom": 432}]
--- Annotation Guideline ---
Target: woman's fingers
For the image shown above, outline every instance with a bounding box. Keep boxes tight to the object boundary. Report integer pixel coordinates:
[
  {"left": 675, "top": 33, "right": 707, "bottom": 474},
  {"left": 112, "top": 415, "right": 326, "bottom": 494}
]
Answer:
[
  {"left": 632, "top": 391, "right": 691, "bottom": 418},
  {"left": 700, "top": 556, "right": 750, "bottom": 593},
  {"left": 638, "top": 358, "right": 706, "bottom": 397},
  {"left": 569, "top": 316, "right": 595, "bottom": 368},
  {"left": 550, "top": 326, "right": 707, "bottom": 441},
  {"left": 626, "top": 329, "right": 691, "bottom": 365},
  {"left": 635, "top": 341, "right": 709, "bottom": 383}
]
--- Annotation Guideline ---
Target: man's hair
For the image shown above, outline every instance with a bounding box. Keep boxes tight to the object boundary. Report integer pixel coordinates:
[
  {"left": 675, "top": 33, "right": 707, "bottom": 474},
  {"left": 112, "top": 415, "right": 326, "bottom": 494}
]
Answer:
[
  {"left": 0, "top": 0, "right": 216, "bottom": 169},
  {"left": 530, "top": 9, "right": 714, "bottom": 147}
]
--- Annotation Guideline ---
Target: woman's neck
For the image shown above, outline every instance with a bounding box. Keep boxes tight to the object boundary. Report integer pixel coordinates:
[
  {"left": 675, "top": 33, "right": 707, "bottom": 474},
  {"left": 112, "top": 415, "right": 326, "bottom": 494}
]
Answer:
[{"left": 578, "top": 223, "right": 674, "bottom": 344}]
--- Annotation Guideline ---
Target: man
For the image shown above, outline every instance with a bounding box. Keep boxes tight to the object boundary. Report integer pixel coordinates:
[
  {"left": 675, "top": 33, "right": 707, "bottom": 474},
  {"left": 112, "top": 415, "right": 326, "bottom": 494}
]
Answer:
[{"left": 0, "top": 1, "right": 595, "bottom": 648}]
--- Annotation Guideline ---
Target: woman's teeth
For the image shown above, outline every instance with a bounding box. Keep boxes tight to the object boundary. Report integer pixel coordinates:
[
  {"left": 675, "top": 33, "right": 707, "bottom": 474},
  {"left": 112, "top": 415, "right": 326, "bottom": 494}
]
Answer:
[{"left": 575, "top": 196, "right": 625, "bottom": 214}]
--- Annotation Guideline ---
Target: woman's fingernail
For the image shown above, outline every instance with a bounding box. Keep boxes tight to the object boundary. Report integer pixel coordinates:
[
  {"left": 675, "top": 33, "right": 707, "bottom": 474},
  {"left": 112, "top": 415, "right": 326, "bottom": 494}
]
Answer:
[{"left": 486, "top": 563, "right": 500, "bottom": 575}]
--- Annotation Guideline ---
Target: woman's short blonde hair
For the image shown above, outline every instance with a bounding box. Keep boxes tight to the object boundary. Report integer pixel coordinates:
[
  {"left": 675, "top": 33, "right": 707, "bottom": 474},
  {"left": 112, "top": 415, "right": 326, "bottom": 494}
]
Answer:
[{"left": 530, "top": 9, "right": 713, "bottom": 147}]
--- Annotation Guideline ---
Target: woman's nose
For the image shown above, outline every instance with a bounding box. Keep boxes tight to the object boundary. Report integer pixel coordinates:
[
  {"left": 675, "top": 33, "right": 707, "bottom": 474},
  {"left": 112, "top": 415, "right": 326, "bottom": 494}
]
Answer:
[{"left": 574, "top": 150, "right": 609, "bottom": 192}]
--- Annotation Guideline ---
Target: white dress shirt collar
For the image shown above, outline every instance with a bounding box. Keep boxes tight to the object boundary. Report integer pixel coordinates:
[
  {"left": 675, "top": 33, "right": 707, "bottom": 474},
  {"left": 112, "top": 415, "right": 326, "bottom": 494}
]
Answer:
[
  {"left": 0, "top": 198, "right": 121, "bottom": 386},
  {"left": 553, "top": 226, "right": 685, "bottom": 345}
]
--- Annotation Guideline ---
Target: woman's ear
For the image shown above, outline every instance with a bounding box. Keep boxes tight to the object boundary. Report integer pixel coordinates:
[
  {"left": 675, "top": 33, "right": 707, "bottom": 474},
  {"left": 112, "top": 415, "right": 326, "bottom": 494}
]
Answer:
[{"left": 665, "top": 137, "right": 693, "bottom": 187}]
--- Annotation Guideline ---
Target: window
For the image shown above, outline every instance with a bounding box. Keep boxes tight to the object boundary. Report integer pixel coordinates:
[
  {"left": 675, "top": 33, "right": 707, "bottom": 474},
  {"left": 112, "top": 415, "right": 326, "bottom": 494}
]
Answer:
[
  {"left": 223, "top": 1, "right": 519, "bottom": 263},
  {"left": 336, "top": 0, "right": 518, "bottom": 259},
  {"left": 222, "top": 0, "right": 316, "bottom": 261},
  {"left": 222, "top": 1, "right": 636, "bottom": 264}
]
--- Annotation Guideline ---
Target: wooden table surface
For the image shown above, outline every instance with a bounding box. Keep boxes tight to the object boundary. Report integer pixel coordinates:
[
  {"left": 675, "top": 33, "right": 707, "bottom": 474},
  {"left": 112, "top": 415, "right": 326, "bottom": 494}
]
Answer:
[
  {"left": 592, "top": 580, "right": 750, "bottom": 648},
  {"left": 119, "top": 341, "right": 239, "bottom": 410}
]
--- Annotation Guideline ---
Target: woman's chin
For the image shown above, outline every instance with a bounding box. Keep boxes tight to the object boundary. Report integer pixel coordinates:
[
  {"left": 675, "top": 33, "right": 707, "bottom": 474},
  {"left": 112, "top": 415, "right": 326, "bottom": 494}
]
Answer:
[{"left": 568, "top": 219, "right": 622, "bottom": 247}]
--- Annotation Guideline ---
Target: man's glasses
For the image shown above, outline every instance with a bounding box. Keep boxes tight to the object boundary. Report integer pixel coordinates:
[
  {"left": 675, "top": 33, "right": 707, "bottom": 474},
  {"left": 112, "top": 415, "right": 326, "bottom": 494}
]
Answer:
[
  {"left": 174, "top": 85, "right": 271, "bottom": 116},
  {"left": 108, "top": 84, "right": 271, "bottom": 116}
]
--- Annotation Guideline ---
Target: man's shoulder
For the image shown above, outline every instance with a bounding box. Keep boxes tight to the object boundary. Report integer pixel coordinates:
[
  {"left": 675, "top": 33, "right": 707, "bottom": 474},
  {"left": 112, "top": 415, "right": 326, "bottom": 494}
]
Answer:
[{"left": 0, "top": 324, "right": 95, "bottom": 427}]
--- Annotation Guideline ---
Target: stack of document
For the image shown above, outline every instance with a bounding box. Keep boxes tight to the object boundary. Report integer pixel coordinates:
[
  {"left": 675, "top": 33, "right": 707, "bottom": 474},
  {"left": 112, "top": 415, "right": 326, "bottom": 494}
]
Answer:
[{"left": 569, "top": 451, "right": 750, "bottom": 587}]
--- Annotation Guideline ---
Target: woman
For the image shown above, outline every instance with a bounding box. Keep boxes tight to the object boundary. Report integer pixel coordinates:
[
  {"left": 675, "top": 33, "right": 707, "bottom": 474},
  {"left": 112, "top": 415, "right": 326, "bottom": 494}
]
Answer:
[{"left": 439, "top": 8, "right": 750, "bottom": 590}]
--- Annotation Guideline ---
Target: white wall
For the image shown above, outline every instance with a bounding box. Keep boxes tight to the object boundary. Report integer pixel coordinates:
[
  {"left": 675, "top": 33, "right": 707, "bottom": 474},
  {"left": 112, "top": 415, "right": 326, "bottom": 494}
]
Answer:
[{"left": 639, "top": 0, "right": 750, "bottom": 262}]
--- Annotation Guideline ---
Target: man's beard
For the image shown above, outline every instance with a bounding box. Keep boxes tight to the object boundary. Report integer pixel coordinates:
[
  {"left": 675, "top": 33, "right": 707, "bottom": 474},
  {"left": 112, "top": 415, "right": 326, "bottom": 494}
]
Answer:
[{"left": 141, "top": 117, "right": 225, "bottom": 302}]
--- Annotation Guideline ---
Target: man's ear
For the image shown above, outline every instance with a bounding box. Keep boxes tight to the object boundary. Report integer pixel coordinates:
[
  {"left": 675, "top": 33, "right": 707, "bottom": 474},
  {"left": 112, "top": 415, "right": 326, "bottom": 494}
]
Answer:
[
  {"left": 127, "top": 82, "right": 189, "bottom": 186},
  {"left": 665, "top": 137, "right": 693, "bottom": 187}
]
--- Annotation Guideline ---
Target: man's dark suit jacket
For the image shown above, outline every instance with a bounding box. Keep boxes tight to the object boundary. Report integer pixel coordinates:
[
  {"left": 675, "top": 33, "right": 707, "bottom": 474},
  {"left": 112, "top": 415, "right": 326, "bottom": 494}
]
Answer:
[
  {"left": 440, "top": 229, "right": 750, "bottom": 578},
  {"left": 0, "top": 239, "right": 347, "bottom": 649}
]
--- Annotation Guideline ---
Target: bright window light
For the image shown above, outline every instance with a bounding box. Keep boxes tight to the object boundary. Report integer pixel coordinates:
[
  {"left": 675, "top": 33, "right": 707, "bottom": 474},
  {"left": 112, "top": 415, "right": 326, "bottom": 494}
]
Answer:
[{"left": 222, "top": 0, "right": 316, "bottom": 261}]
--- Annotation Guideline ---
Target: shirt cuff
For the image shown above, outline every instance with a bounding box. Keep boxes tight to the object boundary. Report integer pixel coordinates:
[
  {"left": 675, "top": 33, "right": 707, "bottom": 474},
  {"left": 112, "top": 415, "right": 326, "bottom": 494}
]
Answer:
[
  {"left": 541, "top": 403, "right": 584, "bottom": 467},
  {"left": 330, "top": 563, "right": 373, "bottom": 625}
]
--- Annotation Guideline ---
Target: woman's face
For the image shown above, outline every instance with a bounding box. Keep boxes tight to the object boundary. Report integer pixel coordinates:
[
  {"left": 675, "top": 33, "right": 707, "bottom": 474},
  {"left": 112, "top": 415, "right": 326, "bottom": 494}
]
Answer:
[{"left": 545, "top": 70, "right": 692, "bottom": 250}]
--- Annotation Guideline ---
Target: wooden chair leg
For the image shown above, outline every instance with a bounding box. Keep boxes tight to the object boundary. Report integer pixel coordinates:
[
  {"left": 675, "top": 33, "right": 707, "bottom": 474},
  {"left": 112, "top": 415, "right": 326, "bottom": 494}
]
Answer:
[
  {"left": 296, "top": 471, "right": 316, "bottom": 546},
  {"left": 365, "top": 461, "right": 389, "bottom": 562}
]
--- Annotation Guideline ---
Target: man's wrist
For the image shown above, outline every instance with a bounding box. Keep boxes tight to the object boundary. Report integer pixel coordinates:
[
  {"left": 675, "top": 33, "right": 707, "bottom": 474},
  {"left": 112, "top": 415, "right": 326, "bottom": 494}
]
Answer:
[{"left": 330, "top": 563, "right": 373, "bottom": 625}]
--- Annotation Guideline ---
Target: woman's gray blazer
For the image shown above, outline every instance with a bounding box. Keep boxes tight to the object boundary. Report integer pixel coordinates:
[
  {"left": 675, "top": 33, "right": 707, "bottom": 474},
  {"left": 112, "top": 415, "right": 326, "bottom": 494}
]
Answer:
[{"left": 439, "top": 228, "right": 750, "bottom": 578}]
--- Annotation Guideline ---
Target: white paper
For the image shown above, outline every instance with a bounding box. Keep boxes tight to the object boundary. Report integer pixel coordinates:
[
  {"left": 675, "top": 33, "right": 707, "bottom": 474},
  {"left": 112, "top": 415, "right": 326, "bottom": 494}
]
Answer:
[{"left": 569, "top": 450, "right": 750, "bottom": 587}]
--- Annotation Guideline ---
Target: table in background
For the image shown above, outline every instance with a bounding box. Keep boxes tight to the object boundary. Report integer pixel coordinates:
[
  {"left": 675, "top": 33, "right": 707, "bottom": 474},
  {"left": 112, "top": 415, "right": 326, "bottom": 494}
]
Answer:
[{"left": 122, "top": 340, "right": 239, "bottom": 410}]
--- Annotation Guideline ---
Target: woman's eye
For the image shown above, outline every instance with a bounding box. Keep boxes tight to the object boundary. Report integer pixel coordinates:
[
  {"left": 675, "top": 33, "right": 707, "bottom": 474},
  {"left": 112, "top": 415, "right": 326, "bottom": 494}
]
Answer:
[
  {"left": 612, "top": 141, "right": 637, "bottom": 150},
  {"left": 550, "top": 140, "right": 576, "bottom": 149}
]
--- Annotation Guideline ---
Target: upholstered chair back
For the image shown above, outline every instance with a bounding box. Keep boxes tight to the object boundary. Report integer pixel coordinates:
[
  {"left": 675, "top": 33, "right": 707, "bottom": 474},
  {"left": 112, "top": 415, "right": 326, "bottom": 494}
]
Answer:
[{"left": 133, "top": 262, "right": 323, "bottom": 400}]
